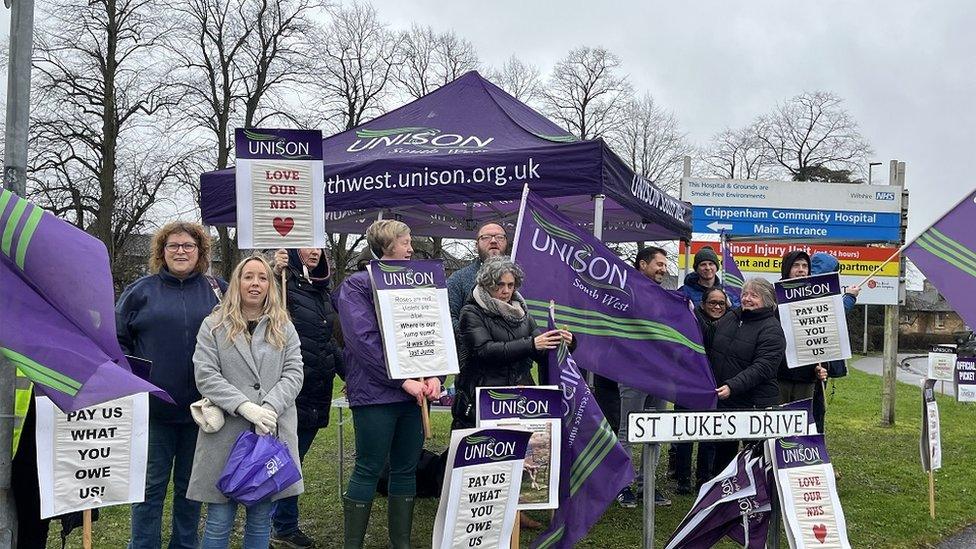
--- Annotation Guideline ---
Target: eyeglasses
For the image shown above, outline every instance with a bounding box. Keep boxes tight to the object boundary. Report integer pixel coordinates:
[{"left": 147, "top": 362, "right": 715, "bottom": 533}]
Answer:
[
  {"left": 477, "top": 234, "right": 507, "bottom": 243},
  {"left": 165, "top": 242, "right": 198, "bottom": 252},
  {"left": 705, "top": 300, "right": 727, "bottom": 307}
]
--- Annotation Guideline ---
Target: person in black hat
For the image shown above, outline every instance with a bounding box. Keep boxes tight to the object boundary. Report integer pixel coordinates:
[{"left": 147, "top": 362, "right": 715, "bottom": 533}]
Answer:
[{"left": 776, "top": 250, "right": 828, "bottom": 403}]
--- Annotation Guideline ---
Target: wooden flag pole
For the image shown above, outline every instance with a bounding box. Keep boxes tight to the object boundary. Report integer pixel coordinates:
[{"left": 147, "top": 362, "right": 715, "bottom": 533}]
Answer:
[
  {"left": 512, "top": 511, "right": 521, "bottom": 547},
  {"left": 929, "top": 469, "right": 936, "bottom": 519},
  {"left": 83, "top": 509, "right": 93, "bottom": 549},
  {"left": 418, "top": 378, "right": 431, "bottom": 439},
  {"left": 855, "top": 245, "right": 908, "bottom": 288},
  {"left": 280, "top": 269, "right": 288, "bottom": 306}
]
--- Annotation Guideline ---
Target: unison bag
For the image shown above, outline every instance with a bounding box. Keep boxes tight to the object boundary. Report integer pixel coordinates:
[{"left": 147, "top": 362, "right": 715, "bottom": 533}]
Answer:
[{"left": 216, "top": 430, "right": 301, "bottom": 505}]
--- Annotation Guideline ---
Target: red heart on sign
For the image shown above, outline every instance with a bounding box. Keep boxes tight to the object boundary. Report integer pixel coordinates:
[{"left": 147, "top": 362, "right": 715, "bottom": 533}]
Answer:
[
  {"left": 273, "top": 217, "right": 294, "bottom": 237},
  {"left": 813, "top": 524, "right": 827, "bottom": 543}
]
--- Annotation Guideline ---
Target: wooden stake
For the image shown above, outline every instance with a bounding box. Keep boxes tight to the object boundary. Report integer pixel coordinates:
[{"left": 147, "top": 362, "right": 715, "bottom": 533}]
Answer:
[
  {"left": 512, "top": 511, "right": 521, "bottom": 548},
  {"left": 418, "top": 378, "right": 431, "bottom": 439},
  {"left": 929, "top": 469, "right": 936, "bottom": 519},
  {"left": 83, "top": 509, "right": 92, "bottom": 549},
  {"left": 280, "top": 269, "right": 288, "bottom": 306}
]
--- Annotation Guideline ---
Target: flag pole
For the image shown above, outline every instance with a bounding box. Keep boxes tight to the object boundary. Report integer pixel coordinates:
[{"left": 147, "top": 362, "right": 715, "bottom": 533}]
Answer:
[
  {"left": 419, "top": 380, "right": 431, "bottom": 440},
  {"left": 854, "top": 245, "right": 908, "bottom": 288},
  {"left": 512, "top": 511, "right": 521, "bottom": 547}
]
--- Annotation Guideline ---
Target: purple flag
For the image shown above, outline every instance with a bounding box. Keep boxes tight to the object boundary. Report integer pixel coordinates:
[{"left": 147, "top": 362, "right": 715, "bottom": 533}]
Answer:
[
  {"left": 904, "top": 189, "right": 976, "bottom": 329},
  {"left": 530, "top": 305, "right": 634, "bottom": 549},
  {"left": 0, "top": 189, "right": 170, "bottom": 412},
  {"left": 512, "top": 188, "right": 717, "bottom": 409},
  {"left": 721, "top": 236, "right": 745, "bottom": 305}
]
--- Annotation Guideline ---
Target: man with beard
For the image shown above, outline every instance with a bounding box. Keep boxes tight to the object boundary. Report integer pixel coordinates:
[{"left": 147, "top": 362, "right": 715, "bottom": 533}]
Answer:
[{"left": 447, "top": 222, "right": 509, "bottom": 330}]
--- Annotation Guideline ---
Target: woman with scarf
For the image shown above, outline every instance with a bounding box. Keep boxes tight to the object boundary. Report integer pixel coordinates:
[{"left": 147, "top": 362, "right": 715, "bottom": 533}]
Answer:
[{"left": 451, "top": 256, "right": 575, "bottom": 430}]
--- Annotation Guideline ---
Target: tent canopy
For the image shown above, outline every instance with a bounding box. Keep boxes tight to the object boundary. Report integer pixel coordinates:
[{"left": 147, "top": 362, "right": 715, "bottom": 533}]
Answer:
[{"left": 199, "top": 71, "right": 691, "bottom": 242}]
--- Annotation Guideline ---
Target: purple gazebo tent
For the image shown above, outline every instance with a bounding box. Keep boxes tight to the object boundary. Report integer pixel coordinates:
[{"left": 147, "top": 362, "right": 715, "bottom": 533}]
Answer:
[{"left": 199, "top": 71, "right": 691, "bottom": 242}]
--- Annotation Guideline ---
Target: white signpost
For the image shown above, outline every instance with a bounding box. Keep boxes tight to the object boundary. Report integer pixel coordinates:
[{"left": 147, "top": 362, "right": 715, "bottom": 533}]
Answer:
[{"left": 35, "top": 393, "right": 149, "bottom": 518}]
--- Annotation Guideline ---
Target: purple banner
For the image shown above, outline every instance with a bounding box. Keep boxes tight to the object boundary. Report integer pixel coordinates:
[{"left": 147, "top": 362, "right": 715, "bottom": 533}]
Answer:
[
  {"left": 453, "top": 428, "right": 531, "bottom": 468},
  {"left": 774, "top": 272, "right": 842, "bottom": 304},
  {"left": 773, "top": 435, "right": 831, "bottom": 470},
  {"left": 513, "top": 189, "right": 717, "bottom": 409},
  {"left": 235, "top": 128, "right": 323, "bottom": 160},
  {"left": 368, "top": 259, "right": 447, "bottom": 290},
  {"left": 530, "top": 309, "right": 634, "bottom": 549},
  {"left": 477, "top": 387, "right": 562, "bottom": 422},
  {"left": 0, "top": 190, "right": 170, "bottom": 412},
  {"left": 721, "top": 236, "right": 745, "bottom": 305}
]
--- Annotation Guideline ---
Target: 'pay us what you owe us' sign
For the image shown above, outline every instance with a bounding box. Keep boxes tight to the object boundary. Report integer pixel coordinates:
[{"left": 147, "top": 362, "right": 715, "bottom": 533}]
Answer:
[{"left": 775, "top": 272, "right": 852, "bottom": 369}]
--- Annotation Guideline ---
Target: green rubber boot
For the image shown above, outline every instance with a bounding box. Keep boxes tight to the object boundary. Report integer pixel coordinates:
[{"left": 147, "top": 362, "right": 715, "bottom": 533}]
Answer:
[
  {"left": 343, "top": 495, "right": 373, "bottom": 549},
  {"left": 387, "top": 495, "right": 416, "bottom": 549}
]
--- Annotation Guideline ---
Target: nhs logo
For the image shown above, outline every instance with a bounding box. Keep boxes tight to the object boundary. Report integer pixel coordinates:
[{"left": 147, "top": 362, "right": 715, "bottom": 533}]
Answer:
[{"left": 876, "top": 192, "right": 896, "bottom": 201}]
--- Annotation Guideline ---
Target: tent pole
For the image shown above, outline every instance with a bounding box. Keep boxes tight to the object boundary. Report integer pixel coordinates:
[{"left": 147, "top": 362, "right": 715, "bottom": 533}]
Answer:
[{"left": 587, "top": 194, "right": 605, "bottom": 387}]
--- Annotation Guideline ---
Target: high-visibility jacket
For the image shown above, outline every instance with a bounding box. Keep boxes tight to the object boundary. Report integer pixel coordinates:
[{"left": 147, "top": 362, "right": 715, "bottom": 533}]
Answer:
[{"left": 12, "top": 367, "right": 32, "bottom": 456}]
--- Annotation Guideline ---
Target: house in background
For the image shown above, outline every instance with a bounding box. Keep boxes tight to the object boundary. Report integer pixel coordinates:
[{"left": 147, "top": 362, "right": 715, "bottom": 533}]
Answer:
[{"left": 900, "top": 279, "right": 967, "bottom": 348}]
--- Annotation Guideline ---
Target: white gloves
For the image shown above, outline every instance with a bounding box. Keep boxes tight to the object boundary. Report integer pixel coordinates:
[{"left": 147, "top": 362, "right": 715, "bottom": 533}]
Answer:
[{"left": 237, "top": 402, "right": 277, "bottom": 435}]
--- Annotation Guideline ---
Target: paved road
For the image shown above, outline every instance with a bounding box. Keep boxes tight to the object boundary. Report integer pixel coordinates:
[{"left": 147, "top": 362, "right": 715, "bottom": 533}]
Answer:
[{"left": 852, "top": 353, "right": 971, "bottom": 547}]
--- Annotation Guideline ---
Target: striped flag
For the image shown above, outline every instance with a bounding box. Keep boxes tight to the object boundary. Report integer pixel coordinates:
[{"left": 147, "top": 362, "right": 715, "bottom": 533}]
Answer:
[
  {"left": 721, "top": 236, "right": 745, "bottom": 305},
  {"left": 904, "top": 189, "right": 976, "bottom": 329},
  {"left": 530, "top": 304, "right": 634, "bottom": 549}
]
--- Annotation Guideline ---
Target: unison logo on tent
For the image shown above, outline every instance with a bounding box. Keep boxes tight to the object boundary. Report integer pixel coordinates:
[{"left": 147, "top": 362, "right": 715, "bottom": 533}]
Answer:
[{"left": 347, "top": 127, "right": 494, "bottom": 153}]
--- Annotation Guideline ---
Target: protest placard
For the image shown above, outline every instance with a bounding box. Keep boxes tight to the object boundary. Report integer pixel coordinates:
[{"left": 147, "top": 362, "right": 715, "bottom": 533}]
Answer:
[
  {"left": 35, "top": 393, "right": 149, "bottom": 519},
  {"left": 928, "top": 344, "right": 957, "bottom": 382},
  {"left": 775, "top": 272, "right": 852, "bottom": 369},
  {"left": 432, "top": 428, "right": 531, "bottom": 549},
  {"left": 920, "top": 379, "right": 942, "bottom": 472},
  {"left": 955, "top": 356, "right": 976, "bottom": 402},
  {"left": 234, "top": 128, "right": 325, "bottom": 248},
  {"left": 369, "top": 259, "right": 459, "bottom": 379},
  {"left": 476, "top": 386, "right": 561, "bottom": 510},
  {"left": 768, "top": 435, "right": 851, "bottom": 549},
  {"left": 627, "top": 409, "right": 809, "bottom": 444}
]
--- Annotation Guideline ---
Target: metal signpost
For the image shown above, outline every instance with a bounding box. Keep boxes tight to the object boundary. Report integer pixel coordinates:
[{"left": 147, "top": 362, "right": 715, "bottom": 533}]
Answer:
[{"left": 627, "top": 409, "right": 809, "bottom": 549}]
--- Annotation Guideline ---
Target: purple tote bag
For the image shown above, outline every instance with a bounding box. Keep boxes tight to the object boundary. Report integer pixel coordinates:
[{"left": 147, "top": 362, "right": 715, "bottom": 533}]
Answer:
[{"left": 216, "top": 430, "right": 302, "bottom": 505}]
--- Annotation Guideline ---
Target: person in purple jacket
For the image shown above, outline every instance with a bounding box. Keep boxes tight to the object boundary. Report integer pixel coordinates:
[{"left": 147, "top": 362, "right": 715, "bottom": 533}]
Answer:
[{"left": 336, "top": 220, "right": 441, "bottom": 549}]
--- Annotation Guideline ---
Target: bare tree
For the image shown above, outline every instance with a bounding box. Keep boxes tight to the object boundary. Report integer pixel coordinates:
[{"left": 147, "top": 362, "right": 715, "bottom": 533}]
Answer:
[
  {"left": 175, "top": 0, "right": 319, "bottom": 279},
  {"left": 610, "top": 93, "right": 690, "bottom": 194},
  {"left": 397, "top": 24, "right": 479, "bottom": 100},
  {"left": 27, "top": 0, "right": 190, "bottom": 271},
  {"left": 542, "top": 46, "right": 633, "bottom": 140},
  {"left": 488, "top": 54, "right": 541, "bottom": 104},
  {"left": 754, "top": 91, "right": 872, "bottom": 182},
  {"left": 701, "top": 125, "right": 772, "bottom": 180}
]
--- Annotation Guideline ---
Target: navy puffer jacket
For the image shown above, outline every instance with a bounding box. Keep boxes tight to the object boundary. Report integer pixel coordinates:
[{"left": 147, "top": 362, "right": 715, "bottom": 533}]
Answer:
[{"left": 284, "top": 249, "right": 344, "bottom": 430}]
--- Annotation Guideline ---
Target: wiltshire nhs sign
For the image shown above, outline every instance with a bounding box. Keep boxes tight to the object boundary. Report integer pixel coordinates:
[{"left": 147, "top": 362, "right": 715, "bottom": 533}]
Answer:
[{"left": 682, "top": 178, "right": 903, "bottom": 243}]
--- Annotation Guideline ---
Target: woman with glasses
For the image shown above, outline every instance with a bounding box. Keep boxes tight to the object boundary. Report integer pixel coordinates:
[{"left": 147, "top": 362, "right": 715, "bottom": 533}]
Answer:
[{"left": 116, "top": 222, "right": 226, "bottom": 549}]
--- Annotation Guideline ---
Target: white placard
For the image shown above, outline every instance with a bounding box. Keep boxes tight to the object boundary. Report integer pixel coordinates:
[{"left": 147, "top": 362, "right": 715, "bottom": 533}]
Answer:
[
  {"left": 627, "top": 410, "right": 809, "bottom": 443},
  {"left": 35, "top": 393, "right": 149, "bottom": 519},
  {"left": 927, "top": 345, "right": 957, "bottom": 382},
  {"left": 956, "top": 357, "right": 976, "bottom": 402},
  {"left": 776, "top": 274, "right": 852, "bottom": 369}
]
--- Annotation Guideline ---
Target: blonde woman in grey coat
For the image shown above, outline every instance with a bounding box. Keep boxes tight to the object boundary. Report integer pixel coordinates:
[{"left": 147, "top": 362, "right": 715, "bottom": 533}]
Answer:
[{"left": 187, "top": 255, "right": 304, "bottom": 549}]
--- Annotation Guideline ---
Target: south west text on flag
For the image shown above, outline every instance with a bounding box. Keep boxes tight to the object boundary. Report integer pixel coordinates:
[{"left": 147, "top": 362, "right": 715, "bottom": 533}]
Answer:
[
  {"left": 0, "top": 189, "right": 170, "bottom": 412},
  {"left": 512, "top": 188, "right": 717, "bottom": 409}
]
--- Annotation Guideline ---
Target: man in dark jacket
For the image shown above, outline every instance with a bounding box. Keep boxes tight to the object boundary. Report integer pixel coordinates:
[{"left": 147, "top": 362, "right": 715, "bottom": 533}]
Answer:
[
  {"left": 776, "top": 250, "right": 829, "bottom": 404},
  {"left": 271, "top": 248, "right": 344, "bottom": 548},
  {"left": 447, "top": 221, "right": 508, "bottom": 331},
  {"left": 679, "top": 246, "right": 741, "bottom": 308}
]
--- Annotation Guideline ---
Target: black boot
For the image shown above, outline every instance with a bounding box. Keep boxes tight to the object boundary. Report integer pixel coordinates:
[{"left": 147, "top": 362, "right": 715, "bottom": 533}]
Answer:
[
  {"left": 387, "top": 495, "right": 415, "bottom": 549},
  {"left": 343, "top": 496, "right": 373, "bottom": 549}
]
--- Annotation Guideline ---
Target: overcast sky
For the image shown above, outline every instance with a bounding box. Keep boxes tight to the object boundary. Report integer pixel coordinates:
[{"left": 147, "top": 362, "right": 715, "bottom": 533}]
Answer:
[{"left": 2, "top": 0, "right": 973, "bottom": 241}]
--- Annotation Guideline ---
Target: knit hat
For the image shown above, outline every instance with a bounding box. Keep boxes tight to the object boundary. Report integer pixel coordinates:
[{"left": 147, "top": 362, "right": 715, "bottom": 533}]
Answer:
[{"left": 694, "top": 246, "right": 719, "bottom": 270}]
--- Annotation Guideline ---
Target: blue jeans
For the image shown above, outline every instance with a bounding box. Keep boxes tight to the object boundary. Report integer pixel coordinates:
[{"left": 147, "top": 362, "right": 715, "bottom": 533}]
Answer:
[
  {"left": 201, "top": 500, "right": 273, "bottom": 549},
  {"left": 271, "top": 428, "right": 318, "bottom": 536},
  {"left": 129, "top": 421, "right": 201, "bottom": 549}
]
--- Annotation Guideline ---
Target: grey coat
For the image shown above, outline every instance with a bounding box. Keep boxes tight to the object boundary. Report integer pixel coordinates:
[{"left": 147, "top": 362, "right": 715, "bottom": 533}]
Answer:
[{"left": 186, "top": 315, "right": 305, "bottom": 504}]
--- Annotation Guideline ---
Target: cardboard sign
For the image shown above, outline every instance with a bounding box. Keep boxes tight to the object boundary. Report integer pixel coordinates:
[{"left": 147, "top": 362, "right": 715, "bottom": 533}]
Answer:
[
  {"left": 235, "top": 128, "right": 325, "bottom": 248},
  {"left": 368, "top": 260, "right": 459, "bottom": 379},
  {"left": 775, "top": 273, "right": 852, "bottom": 369},
  {"left": 920, "top": 379, "right": 942, "bottom": 472},
  {"left": 928, "top": 344, "right": 957, "bottom": 382},
  {"left": 35, "top": 393, "right": 149, "bottom": 519},
  {"left": 955, "top": 356, "right": 976, "bottom": 402},
  {"left": 627, "top": 410, "right": 809, "bottom": 443},
  {"left": 768, "top": 435, "right": 851, "bottom": 549},
  {"left": 432, "top": 428, "right": 531, "bottom": 549},
  {"left": 679, "top": 240, "right": 900, "bottom": 305},
  {"left": 476, "top": 386, "right": 561, "bottom": 510}
]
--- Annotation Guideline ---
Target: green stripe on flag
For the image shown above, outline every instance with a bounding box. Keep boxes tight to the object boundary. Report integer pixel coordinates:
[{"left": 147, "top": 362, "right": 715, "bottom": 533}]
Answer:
[
  {"left": 569, "top": 419, "right": 613, "bottom": 480},
  {"left": 1, "top": 348, "right": 82, "bottom": 396},
  {"left": 916, "top": 233, "right": 976, "bottom": 278},
  {"left": 725, "top": 273, "right": 744, "bottom": 288},
  {"left": 925, "top": 229, "right": 976, "bottom": 271},
  {"left": 1, "top": 197, "right": 28, "bottom": 257},
  {"left": 570, "top": 421, "right": 617, "bottom": 495},
  {"left": 15, "top": 206, "right": 43, "bottom": 269},
  {"left": 529, "top": 310, "right": 705, "bottom": 352},
  {"left": 533, "top": 525, "right": 566, "bottom": 549},
  {"left": 0, "top": 189, "right": 13, "bottom": 220}
]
